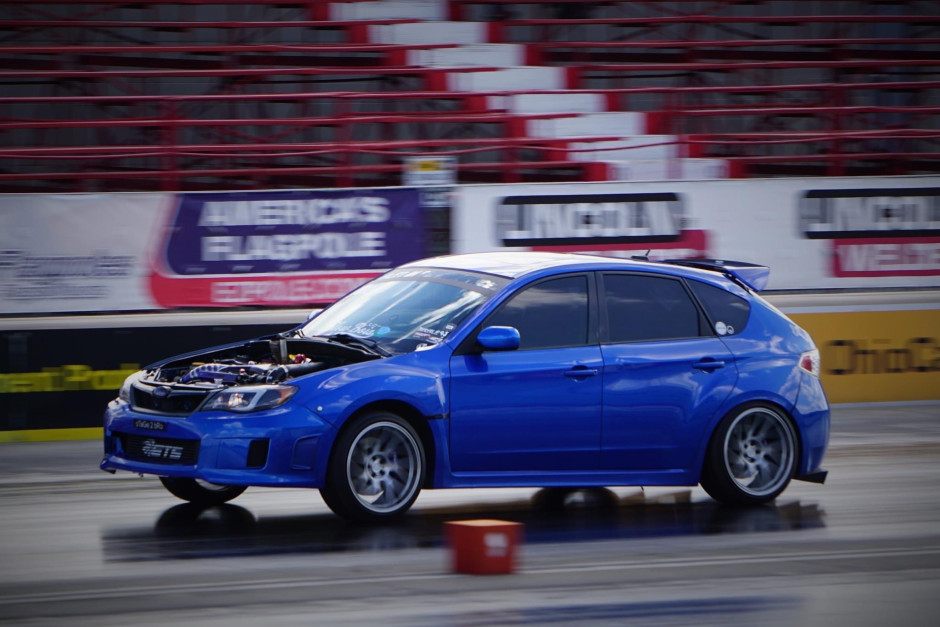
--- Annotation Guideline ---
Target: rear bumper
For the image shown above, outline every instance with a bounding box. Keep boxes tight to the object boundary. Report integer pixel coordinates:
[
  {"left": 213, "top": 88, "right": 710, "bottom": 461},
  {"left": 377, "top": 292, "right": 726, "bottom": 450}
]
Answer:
[{"left": 794, "top": 372, "right": 831, "bottom": 477}]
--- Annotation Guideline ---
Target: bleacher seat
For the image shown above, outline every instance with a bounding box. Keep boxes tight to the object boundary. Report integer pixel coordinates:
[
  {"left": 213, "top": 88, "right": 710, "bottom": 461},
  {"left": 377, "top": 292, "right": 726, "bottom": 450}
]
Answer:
[
  {"left": 491, "top": 92, "right": 608, "bottom": 115},
  {"left": 366, "top": 21, "right": 487, "bottom": 45},
  {"left": 407, "top": 43, "right": 525, "bottom": 68},
  {"left": 437, "top": 66, "right": 569, "bottom": 92},
  {"left": 326, "top": 0, "right": 447, "bottom": 22},
  {"left": 0, "top": 0, "right": 936, "bottom": 191}
]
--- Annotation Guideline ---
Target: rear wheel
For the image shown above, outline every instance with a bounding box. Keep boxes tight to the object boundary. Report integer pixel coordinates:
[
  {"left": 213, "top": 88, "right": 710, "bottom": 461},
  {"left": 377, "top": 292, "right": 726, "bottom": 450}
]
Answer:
[
  {"left": 320, "top": 411, "right": 425, "bottom": 522},
  {"left": 159, "top": 477, "right": 246, "bottom": 506},
  {"left": 701, "top": 404, "right": 797, "bottom": 505}
]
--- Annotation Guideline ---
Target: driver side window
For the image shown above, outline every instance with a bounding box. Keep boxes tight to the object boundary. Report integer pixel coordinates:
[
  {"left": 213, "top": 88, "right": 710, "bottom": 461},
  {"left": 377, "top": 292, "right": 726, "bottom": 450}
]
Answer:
[{"left": 486, "top": 275, "right": 589, "bottom": 350}]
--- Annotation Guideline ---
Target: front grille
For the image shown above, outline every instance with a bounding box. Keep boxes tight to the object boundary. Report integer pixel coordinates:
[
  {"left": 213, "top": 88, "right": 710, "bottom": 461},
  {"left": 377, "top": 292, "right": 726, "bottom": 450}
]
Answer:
[
  {"left": 131, "top": 384, "right": 209, "bottom": 415},
  {"left": 118, "top": 434, "right": 199, "bottom": 465}
]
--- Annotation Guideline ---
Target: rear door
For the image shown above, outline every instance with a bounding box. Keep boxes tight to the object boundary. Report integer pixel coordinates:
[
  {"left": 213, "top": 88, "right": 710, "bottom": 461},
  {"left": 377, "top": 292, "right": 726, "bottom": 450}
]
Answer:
[{"left": 598, "top": 272, "right": 738, "bottom": 471}]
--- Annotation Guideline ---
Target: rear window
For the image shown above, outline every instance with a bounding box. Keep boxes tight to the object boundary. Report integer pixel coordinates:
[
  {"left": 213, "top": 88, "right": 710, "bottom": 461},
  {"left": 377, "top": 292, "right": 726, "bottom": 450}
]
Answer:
[
  {"left": 687, "top": 280, "right": 750, "bottom": 337},
  {"left": 602, "top": 274, "right": 702, "bottom": 343}
]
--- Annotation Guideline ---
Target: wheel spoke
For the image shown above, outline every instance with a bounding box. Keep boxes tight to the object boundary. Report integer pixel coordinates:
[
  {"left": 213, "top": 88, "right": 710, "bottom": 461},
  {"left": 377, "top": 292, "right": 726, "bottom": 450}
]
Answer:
[
  {"left": 737, "top": 469, "right": 758, "bottom": 487},
  {"left": 375, "top": 434, "right": 393, "bottom": 454},
  {"left": 728, "top": 453, "right": 748, "bottom": 472},
  {"left": 751, "top": 418, "right": 771, "bottom": 440},
  {"left": 388, "top": 469, "right": 406, "bottom": 488},
  {"left": 763, "top": 450, "right": 781, "bottom": 467},
  {"left": 352, "top": 473, "right": 378, "bottom": 496},
  {"left": 382, "top": 479, "right": 401, "bottom": 504}
]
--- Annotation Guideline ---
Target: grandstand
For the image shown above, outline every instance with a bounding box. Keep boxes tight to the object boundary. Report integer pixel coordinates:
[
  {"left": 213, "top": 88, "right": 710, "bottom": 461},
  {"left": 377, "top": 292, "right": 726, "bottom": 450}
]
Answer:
[{"left": 0, "top": 0, "right": 937, "bottom": 192}]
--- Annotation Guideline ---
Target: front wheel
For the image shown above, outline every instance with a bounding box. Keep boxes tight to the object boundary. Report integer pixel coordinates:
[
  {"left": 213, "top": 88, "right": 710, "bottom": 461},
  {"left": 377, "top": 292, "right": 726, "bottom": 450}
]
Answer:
[
  {"left": 700, "top": 404, "right": 798, "bottom": 506},
  {"left": 320, "top": 412, "right": 426, "bottom": 522},
  {"left": 159, "top": 477, "right": 247, "bottom": 506}
]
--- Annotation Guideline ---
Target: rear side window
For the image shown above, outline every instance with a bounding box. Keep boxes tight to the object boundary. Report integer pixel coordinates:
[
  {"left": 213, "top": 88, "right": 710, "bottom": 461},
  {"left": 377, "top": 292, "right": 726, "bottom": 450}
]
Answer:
[
  {"left": 486, "top": 275, "right": 589, "bottom": 350},
  {"left": 602, "top": 274, "right": 701, "bottom": 342},
  {"left": 687, "top": 280, "right": 751, "bottom": 336}
]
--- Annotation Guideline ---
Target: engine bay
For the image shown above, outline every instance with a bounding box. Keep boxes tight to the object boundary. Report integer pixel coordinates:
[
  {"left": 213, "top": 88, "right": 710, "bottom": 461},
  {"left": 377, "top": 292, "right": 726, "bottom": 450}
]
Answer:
[{"left": 143, "top": 336, "right": 378, "bottom": 389}]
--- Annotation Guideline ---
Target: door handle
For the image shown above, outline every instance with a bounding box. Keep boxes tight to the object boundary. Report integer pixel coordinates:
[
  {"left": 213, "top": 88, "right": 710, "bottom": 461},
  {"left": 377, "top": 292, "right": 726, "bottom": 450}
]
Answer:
[
  {"left": 693, "top": 358, "right": 726, "bottom": 372},
  {"left": 564, "top": 365, "right": 598, "bottom": 380}
]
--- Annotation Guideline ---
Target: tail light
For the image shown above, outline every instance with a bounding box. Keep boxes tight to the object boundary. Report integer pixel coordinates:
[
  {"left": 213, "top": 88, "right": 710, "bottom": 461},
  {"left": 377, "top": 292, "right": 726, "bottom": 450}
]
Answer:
[{"left": 799, "top": 349, "right": 821, "bottom": 377}]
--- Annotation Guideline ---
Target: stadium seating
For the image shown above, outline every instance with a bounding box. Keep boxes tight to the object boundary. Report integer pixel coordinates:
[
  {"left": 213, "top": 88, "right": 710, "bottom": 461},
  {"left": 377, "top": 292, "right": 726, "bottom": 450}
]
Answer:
[{"left": 0, "top": 0, "right": 937, "bottom": 191}]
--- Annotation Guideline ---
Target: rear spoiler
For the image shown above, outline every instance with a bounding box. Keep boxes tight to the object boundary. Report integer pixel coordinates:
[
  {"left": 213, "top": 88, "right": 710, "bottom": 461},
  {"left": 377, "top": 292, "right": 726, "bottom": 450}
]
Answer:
[{"left": 662, "top": 259, "right": 770, "bottom": 292}]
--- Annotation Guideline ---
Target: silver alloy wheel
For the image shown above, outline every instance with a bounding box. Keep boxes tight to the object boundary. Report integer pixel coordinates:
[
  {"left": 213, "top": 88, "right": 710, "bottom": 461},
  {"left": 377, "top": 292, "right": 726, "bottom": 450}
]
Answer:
[
  {"left": 346, "top": 420, "right": 422, "bottom": 514},
  {"left": 194, "top": 479, "right": 232, "bottom": 492},
  {"left": 722, "top": 406, "right": 795, "bottom": 497},
  {"left": 159, "top": 476, "right": 246, "bottom": 505}
]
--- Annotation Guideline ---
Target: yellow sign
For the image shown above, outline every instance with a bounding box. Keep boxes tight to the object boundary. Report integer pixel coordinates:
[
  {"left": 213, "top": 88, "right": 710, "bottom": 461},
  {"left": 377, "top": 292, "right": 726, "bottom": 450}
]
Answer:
[
  {"left": 789, "top": 309, "right": 940, "bottom": 403},
  {"left": 0, "top": 364, "right": 138, "bottom": 394},
  {"left": 402, "top": 155, "right": 456, "bottom": 186},
  {"left": 0, "top": 427, "right": 102, "bottom": 443}
]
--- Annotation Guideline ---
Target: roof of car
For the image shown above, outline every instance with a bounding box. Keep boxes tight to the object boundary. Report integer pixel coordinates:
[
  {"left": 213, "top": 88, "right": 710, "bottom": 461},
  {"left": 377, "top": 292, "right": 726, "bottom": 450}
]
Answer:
[
  {"left": 406, "top": 251, "right": 768, "bottom": 292},
  {"left": 407, "top": 251, "right": 643, "bottom": 278}
]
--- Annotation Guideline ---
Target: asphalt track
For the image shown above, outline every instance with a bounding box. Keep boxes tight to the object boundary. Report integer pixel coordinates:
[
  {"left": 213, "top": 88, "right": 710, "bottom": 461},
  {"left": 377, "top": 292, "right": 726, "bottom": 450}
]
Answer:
[{"left": 0, "top": 403, "right": 939, "bottom": 625}]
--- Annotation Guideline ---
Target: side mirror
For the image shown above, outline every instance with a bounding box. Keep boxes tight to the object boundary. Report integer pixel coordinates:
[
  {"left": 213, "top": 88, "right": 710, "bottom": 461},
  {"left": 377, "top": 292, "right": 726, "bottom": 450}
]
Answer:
[
  {"left": 476, "top": 326, "right": 520, "bottom": 351},
  {"left": 306, "top": 309, "right": 321, "bottom": 321}
]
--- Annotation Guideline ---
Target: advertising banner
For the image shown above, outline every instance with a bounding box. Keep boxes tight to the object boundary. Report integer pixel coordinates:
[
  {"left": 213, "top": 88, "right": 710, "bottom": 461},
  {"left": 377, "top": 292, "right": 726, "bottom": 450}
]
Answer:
[
  {"left": 493, "top": 191, "right": 710, "bottom": 259},
  {"left": 454, "top": 176, "right": 940, "bottom": 290},
  {"left": 1, "top": 188, "right": 428, "bottom": 314},
  {"left": 150, "top": 188, "right": 425, "bottom": 308},
  {"left": 0, "top": 193, "right": 168, "bottom": 315},
  {"left": 799, "top": 187, "right": 940, "bottom": 279}
]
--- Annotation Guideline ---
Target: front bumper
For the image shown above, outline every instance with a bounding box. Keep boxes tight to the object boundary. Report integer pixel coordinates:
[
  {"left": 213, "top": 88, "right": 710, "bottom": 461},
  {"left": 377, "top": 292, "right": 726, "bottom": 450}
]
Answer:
[{"left": 101, "top": 399, "right": 336, "bottom": 488}]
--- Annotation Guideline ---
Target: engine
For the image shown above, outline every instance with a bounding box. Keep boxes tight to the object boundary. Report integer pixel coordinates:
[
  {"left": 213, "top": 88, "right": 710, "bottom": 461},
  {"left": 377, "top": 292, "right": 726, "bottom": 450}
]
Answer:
[
  {"left": 177, "top": 360, "right": 324, "bottom": 385},
  {"left": 142, "top": 336, "right": 377, "bottom": 390}
]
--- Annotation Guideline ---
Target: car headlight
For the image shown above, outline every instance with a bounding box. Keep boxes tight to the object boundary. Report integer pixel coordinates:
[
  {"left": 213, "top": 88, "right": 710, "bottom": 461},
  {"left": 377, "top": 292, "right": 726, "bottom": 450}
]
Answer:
[
  {"left": 204, "top": 385, "right": 297, "bottom": 413},
  {"left": 118, "top": 371, "right": 142, "bottom": 403}
]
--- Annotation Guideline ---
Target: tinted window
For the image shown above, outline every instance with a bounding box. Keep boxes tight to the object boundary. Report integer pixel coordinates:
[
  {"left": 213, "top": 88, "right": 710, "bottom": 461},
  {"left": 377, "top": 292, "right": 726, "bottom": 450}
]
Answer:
[
  {"left": 487, "top": 275, "right": 589, "bottom": 350},
  {"left": 688, "top": 279, "right": 751, "bottom": 336},
  {"left": 603, "top": 274, "right": 700, "bottom": 342}
]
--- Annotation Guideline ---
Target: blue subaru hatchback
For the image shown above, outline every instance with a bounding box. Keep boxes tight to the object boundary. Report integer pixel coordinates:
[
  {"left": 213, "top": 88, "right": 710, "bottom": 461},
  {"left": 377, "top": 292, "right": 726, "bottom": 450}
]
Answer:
[{"left": 102, "top": 252, "right": 829, "bottom": 521}]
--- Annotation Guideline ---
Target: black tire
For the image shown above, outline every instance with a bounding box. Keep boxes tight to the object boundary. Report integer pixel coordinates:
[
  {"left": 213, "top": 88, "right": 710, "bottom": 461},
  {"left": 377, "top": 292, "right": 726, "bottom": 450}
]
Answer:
[
  {"left": 159, "top": 477, "right": 247, "bottom": 506},
  {"left": 700, "top": 404, "right": 798, "bottom": 506},
  {"left": 320, "top": 411, "right": 426, "bottom": 522}
]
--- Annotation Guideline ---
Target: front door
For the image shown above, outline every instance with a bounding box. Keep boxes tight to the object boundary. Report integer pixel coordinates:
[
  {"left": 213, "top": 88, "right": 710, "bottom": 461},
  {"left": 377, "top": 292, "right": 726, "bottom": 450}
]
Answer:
[{"left": 448, "top": 274, "right": 602, "bottom": 472}]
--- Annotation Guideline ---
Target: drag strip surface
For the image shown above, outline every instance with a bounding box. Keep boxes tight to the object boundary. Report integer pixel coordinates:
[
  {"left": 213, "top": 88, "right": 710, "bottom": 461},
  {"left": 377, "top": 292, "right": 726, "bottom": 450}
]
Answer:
[{"left": 1, "top": 404, "right": 939, "bottom": 625}]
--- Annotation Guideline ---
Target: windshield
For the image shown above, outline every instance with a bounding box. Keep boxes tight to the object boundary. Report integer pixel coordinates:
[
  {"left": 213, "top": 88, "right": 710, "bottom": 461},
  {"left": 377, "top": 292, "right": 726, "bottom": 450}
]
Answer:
[{"left": 300, "top": 267, "right": 508, "bottom": 355}]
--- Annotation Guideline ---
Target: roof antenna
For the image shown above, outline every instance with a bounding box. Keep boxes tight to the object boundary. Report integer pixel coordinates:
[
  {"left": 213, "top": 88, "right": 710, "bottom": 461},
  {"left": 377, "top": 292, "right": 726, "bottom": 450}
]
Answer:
[{"left": 631, "top": 249, "right": 651, "bottom": 261}]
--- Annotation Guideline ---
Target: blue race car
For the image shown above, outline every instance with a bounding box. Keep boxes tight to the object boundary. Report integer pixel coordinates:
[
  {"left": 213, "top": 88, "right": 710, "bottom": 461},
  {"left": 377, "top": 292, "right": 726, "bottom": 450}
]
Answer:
[{"left": 102, "top": 252, "right": 829, "bottom": 521}]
